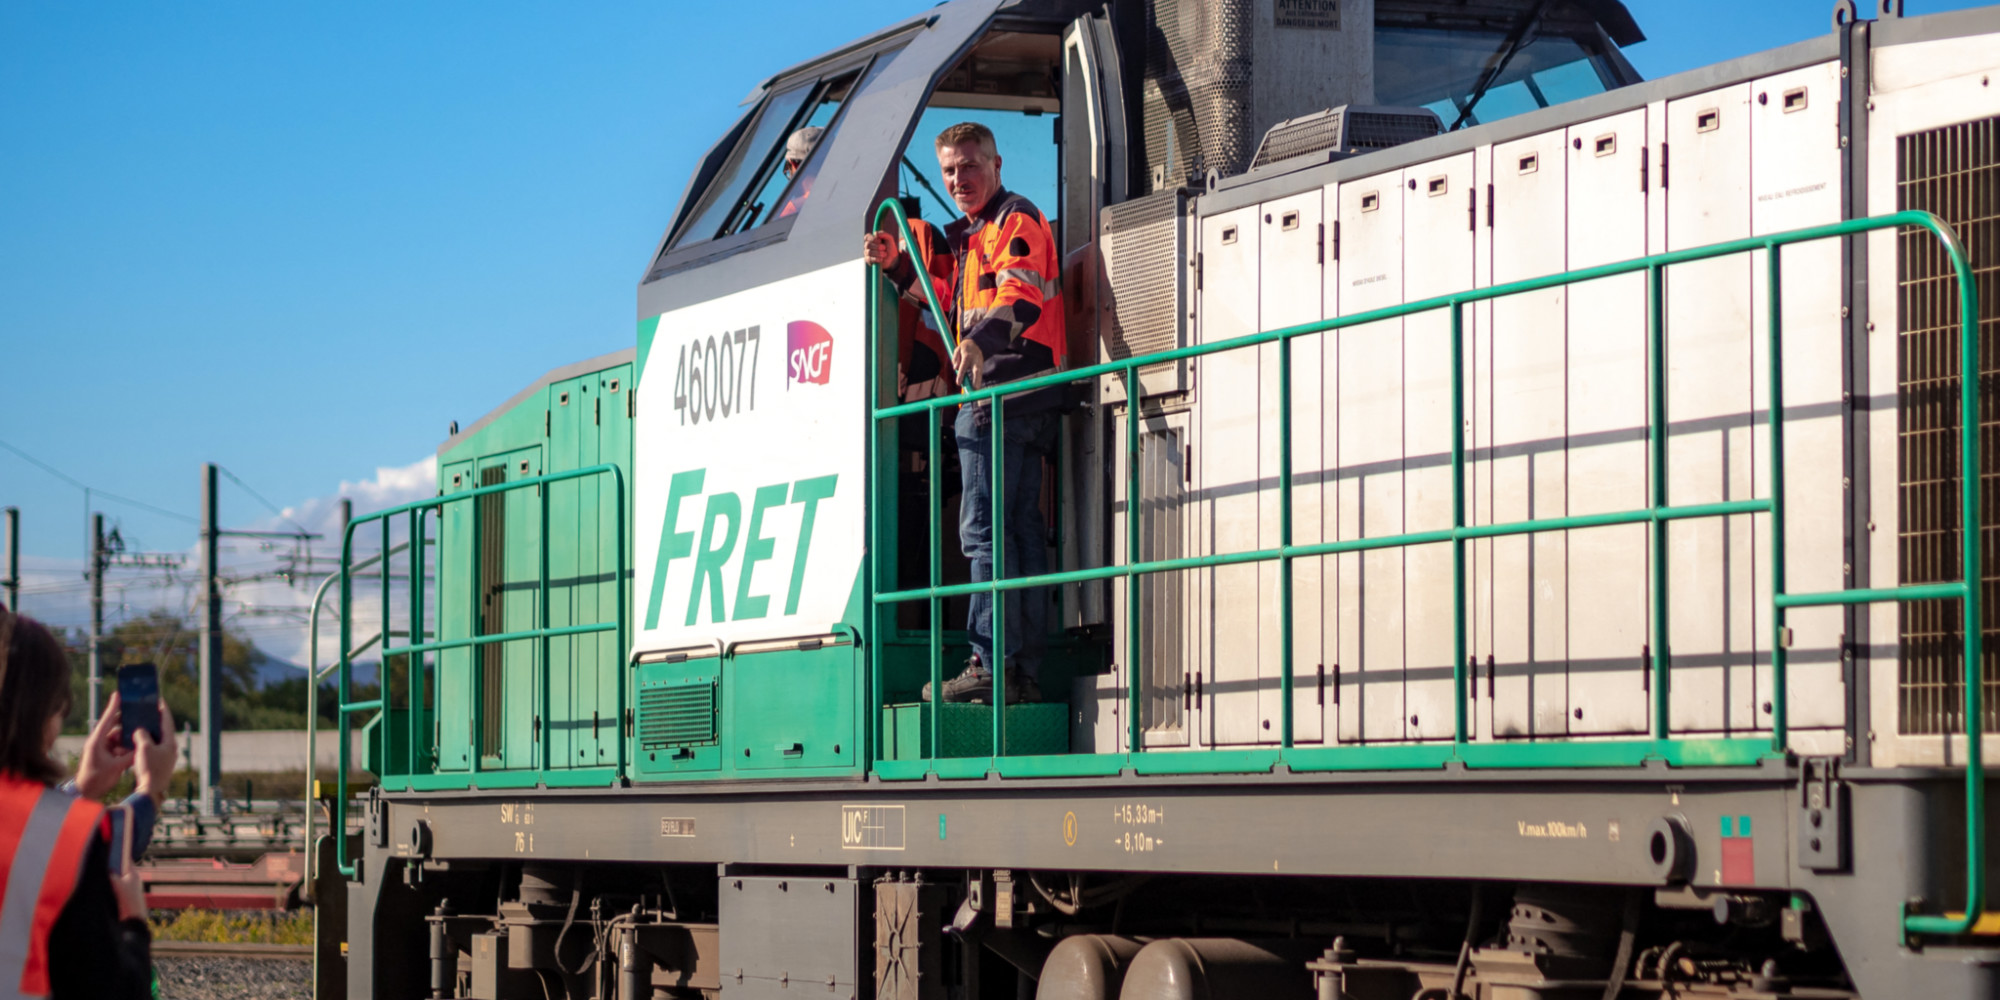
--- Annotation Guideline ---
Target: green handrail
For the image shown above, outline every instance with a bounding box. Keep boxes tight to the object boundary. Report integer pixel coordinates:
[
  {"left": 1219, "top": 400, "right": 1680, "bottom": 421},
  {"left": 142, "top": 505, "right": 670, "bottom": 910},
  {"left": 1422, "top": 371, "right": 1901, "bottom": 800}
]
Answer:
[
  {"left": 332, "top": 463, "right": 626, "bottom": 877},
  {"left": 866, "top": 202, "right": 1984, "bottom": 938}
]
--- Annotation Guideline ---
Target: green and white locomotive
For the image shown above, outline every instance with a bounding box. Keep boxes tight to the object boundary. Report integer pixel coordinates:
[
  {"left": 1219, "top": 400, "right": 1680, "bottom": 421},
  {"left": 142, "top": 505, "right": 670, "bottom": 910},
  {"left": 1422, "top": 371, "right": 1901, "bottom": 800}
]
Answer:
[{"left": 319, "top": 1, "right": 2000, "bottom": 997}]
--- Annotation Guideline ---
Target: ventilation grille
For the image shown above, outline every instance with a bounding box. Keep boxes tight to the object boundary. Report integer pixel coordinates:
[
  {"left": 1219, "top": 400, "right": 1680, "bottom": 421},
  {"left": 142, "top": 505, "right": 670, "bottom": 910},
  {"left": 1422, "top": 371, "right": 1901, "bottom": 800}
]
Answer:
[
  {"left": 1139, "top": 425, "right": 1186, "bottom": 735},
  {"left": 1140, "top": 0, "right": 1205, "bottom": 190},
  {"left": 1896, "top": 114, "right": 2000, "bottom": 736},
  {"left": 1251, "top": 106, "right": 1445, "bottom": 169},
  {"left": 1102, "top": 189, "right": 1186, "bottom": 397},
  {"left": 638, "top": 682, "right": 719, "bottom": 749},
  {"left": 477, "top": 465, "right": 508, "bottom": 757}
]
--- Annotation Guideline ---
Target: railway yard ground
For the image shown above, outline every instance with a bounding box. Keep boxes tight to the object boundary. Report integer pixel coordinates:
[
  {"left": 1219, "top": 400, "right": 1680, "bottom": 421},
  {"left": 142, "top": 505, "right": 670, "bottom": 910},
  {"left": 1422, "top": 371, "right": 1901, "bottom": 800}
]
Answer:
[
  {"left": 155, "top": 953, "right": 309, "bottom": 1000},
  {"left": 151, "top": 910, "right": 315, "bottom": 1000}
]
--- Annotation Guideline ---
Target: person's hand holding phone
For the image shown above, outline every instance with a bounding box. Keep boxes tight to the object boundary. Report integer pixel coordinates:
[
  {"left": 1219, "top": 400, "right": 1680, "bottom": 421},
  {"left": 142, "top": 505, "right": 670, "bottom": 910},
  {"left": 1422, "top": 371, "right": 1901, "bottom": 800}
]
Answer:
[
  {"left": 134, "top": 700, "right": 177, "bottom": 806},
  {"left": 75, "top": 693, "right": 136, "bottom": 800},
  {"left": 105, "top": 804, "right": 147, "bottom": 923}
]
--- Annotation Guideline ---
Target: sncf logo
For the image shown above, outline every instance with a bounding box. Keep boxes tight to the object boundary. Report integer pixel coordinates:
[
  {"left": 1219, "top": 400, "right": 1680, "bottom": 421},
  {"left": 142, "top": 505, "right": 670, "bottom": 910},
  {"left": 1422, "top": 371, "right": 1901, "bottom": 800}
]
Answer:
[{"left": 787, "top": 320, "right": 832, "bottom": 387}]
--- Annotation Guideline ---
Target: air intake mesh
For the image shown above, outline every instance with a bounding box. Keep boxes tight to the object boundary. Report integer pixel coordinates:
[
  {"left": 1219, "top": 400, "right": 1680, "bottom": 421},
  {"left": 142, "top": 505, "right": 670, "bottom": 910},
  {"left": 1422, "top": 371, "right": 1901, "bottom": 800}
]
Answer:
[
  {"left": 1896, "top": 114, "right": 2000, "bottom": 735},
  {"left": 638, "top": 682, "right": 719, "bottom": 749}
]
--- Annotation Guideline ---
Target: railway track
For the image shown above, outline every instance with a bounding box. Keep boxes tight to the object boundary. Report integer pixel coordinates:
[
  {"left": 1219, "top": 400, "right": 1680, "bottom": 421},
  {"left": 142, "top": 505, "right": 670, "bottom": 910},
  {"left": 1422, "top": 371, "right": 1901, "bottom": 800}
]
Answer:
[{"left": 153, "top": 940, "right": 313, "bottom": 960}]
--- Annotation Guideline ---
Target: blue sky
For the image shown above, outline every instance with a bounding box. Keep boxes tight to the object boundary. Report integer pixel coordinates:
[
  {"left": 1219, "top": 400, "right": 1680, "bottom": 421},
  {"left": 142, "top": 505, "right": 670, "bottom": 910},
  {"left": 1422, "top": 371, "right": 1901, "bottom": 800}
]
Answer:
[{"left": 2, "top": 0, "right": 1989, "bottom": 655}]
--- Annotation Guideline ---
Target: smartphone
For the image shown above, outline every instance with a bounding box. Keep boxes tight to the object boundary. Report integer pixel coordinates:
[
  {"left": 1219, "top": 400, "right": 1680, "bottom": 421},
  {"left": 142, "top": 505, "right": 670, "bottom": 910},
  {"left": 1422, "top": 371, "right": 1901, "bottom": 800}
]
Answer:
[
  {"left": 116, "top": 663, "right": 162, "bottom": 752},
  {"left": 107, "top": 803, "right": 134, "bottom": 875}
]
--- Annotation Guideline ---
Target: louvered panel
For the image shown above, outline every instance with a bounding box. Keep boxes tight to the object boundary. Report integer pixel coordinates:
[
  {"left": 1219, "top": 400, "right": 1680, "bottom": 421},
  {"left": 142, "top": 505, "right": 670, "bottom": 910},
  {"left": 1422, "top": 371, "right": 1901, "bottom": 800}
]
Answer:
[{"left": 638, "top": 682, "right": 719, "bottom": 749}]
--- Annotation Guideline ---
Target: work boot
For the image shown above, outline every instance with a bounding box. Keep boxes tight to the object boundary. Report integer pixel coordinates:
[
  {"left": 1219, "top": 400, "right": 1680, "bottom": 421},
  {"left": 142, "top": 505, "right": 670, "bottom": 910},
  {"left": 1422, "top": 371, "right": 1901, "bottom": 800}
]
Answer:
[
  {"left": 921, "top": 659, "right": 993, "bottom": 703},
  {"left": 1005, "top": 668, "right": 1043, "bottom": 705}
]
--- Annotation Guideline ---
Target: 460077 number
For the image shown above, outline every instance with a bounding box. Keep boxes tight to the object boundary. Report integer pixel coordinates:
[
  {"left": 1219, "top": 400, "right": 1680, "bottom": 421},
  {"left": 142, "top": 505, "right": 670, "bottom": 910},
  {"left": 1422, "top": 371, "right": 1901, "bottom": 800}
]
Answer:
[{"left": 673, "top": 326, "right": 761, "bottom": 425}]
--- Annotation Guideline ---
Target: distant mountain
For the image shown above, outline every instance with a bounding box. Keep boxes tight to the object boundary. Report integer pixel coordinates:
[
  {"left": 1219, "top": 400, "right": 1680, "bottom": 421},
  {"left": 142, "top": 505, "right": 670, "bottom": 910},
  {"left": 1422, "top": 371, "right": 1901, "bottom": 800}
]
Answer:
[{"left": 251, "top": 647, "right": 374, "bottom": 688}]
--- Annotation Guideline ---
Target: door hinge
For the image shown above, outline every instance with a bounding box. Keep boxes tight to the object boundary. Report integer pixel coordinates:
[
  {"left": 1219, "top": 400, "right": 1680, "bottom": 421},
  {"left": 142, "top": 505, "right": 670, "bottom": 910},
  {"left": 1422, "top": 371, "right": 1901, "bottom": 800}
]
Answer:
[
  {"left": 1316, "top": 222, "right": 1324, "bottom": 265},
  {"left": 595, "top": 397, "right": 601, "bottom": 426},
  {"left": 1467, "top": 186, "right": 1476, "bottom": 231},
  {"left": 1485, "top": 184, "right": 1494, "bottom": 228},
  {"left": 1639, "top": 144, "right": 1649, "bottom": 192},
  {"left": 1331, "top": 663, "right": 1340, "bottom": 704},
  {"left": 1330, "top": 219, "right": 1340, "bottom": 261},
  {"left": 628, "top": 387, "right": 636, "bottom": 418},
  {"left": 1194, "top": 252, "right": 1203, "bottom": 291},
  {"left": 1486, "top": 654, "right": 1495, "bottom": 700},
  {"left": 1658, "top": 141, "right": 1669, "bottom": 189},
  {"left": 545, "top": 410, "right": 551, "bottom": 437},
  {"left": 624, "top": 708, "right": 634, "bottom": 737},
  {"left": 1316, "top": 664, "right": 1326, "bottom": 706}
]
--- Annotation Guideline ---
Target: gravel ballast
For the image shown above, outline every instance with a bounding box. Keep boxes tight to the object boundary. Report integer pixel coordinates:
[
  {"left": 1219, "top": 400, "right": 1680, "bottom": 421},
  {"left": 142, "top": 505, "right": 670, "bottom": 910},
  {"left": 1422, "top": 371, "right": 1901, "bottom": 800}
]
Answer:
[{"left": 155, "top": 956, "right": 310, "bottom": 1000}]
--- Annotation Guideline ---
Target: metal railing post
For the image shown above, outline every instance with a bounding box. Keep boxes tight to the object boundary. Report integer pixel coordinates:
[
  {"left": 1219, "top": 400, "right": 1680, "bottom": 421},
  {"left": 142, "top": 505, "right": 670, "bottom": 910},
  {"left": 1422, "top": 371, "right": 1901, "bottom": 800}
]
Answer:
[
  {"left": 1766, "top": 245, "right": 1789, "bottom": 753},
  {"left": 1646, "top": 265, "right": 1671, "bottom": 739},
  {"left": 1126, "top": 369, "right": 1143, "bottom": 756},
  {"left": 991, "top": 392, "right": 1006, "bottom": 759},
  {"left": 408, "top": 509, "right": 424, "bottom": 781},
  {"left": 335, "top": 520, "right": 356, "bottom": 877},
  {"left": 929, "top": 405, "right": 943, "bottom": 761},
  {"left": 1280, "top": 333, "right": 1296, "bottom": 749},
  {"left": 1450, "top": 301, "right": 1468, "bottom": 746},
  {"left": 539, "top": 474, "right": 551, "bottom": 774},
  {"left": 614, "top": 469, "right": 628, "bottom": 776},
  {"left": 470, "top": 486, "right": 483, "bottom": 774}
]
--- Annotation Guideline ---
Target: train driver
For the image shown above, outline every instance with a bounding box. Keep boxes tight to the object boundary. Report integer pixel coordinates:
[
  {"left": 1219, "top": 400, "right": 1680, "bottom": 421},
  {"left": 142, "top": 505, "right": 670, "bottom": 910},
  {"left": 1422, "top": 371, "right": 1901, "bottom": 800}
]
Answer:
[
  {"left": 862, "top": 121, "right": 1066, "bottom": 706},
  {"left": 776, "top": 126, "right": 824, "bottom": 218}
]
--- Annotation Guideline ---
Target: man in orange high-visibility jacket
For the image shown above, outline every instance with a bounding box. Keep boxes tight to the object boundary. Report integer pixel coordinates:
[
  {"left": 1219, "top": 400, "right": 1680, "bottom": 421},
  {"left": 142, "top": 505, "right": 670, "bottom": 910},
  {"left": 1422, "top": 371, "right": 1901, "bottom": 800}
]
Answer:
[{"left": 864, "top": 121, "right": 1065, "bottom": 705}]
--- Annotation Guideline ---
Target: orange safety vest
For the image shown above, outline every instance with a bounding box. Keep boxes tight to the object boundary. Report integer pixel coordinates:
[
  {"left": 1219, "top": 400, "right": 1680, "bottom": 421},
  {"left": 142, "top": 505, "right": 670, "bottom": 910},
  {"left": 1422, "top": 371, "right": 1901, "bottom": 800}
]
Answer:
[
  {"left": 0, "top": 774, "right": 104, "bottom": 999},
  {"left": 896, "top": 218, "right": 958, "bottom": 402},
  {"left": 901, "top": 189, "right": 1065, "bottom": 403}
]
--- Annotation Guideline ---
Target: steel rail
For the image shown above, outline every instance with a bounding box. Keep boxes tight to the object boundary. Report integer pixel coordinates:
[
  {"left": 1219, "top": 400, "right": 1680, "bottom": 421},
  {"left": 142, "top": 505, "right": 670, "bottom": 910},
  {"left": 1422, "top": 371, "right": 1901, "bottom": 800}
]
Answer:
[{"left": 865, "top": 203, "right": 1984, "bottom": 939}]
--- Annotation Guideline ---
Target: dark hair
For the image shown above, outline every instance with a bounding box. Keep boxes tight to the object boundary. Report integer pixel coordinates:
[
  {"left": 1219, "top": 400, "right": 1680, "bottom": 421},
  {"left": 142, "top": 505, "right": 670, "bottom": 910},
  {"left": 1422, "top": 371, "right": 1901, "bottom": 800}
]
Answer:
[{"left": 0, "top": 607, "right": 72, "bottom": 785}]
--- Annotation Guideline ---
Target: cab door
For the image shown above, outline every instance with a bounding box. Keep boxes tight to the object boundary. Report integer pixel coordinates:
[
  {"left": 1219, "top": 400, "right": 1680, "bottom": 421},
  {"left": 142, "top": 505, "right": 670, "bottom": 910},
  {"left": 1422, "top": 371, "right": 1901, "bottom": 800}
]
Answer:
[{"left": 1058, "top": 12, "right": 1127, "bottom": 637}]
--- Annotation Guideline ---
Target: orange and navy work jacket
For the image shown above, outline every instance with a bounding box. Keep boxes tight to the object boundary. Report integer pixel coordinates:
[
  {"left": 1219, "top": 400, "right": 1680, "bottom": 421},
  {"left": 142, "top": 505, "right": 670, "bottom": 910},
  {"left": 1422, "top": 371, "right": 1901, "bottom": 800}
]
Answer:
[
  {"left": 895, "top": 218, "right": 958, "bottom": 403},
  {"left": 888, "top": 188, "right": 1066, "bottom": 410},
  {"left": 0, "top": 773, "right": 106, "bottom": 998}
]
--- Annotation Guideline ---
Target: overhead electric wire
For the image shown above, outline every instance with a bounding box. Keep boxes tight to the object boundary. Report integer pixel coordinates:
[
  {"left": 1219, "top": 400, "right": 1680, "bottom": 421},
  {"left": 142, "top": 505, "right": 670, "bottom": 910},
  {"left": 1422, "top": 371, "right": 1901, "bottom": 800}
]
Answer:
[
  {"left": 0, "top": 438, "right": 199, "bottom": 524},
  {"left": 217, "top": 466, "right": 311, "bottom": 535}
]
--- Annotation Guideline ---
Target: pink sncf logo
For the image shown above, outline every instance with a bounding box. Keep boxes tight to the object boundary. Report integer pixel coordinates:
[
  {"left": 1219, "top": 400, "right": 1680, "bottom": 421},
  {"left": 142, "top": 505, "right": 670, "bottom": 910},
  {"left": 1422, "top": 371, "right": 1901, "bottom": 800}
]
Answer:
[{"left": 787, "top": 320, "right": 832, "bottom": 387}]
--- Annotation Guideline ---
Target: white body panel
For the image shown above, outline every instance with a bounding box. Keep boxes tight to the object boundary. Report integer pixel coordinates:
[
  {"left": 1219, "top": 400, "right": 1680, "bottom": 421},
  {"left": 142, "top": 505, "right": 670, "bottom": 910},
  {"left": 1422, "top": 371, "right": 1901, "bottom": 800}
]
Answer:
[
  {"left": 632, "top": 262, "right": 866, "bottom": 656},
  {"left": 1663, "top": 83, "right": 1761, "bottom": 735},
  {"left": 1333, "top": 172, "right": 1407, "bottom": 742}
]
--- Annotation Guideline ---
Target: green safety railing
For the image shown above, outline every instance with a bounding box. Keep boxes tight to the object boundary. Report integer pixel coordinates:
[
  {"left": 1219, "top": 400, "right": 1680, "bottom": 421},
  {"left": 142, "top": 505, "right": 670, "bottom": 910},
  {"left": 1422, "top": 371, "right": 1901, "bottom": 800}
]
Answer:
[
  {"left": 332, "top": 463, "right": 626, "bottom": 877},
  {"left": 866, "top": 200, "right": 1986, "bottom": 938}
]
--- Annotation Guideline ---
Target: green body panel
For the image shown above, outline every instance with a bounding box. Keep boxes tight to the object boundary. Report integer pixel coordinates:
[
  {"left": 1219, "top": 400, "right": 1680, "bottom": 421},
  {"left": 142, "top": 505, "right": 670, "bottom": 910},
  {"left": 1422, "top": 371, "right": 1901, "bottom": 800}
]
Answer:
[
  {"left": 729, "top": 644, "right": 858, "bottom": 771},
  {"left": 436, "top": 459, "right": 476, "bottom": 772},
  {"left": 371, "top": 356, "right": 635, "bottom": 788}
]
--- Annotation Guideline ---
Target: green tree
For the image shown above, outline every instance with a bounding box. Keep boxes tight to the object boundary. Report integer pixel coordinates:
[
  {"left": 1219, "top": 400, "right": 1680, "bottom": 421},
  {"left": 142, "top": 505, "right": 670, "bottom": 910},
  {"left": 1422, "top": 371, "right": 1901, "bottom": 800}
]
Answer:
[{"left": 61, "top": 611, "right": 261, "bottom": 732}]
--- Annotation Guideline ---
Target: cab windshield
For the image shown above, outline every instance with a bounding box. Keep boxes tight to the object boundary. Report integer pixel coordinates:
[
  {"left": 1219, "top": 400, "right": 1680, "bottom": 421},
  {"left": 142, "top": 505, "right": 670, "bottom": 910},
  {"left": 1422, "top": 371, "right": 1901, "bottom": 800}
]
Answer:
[{"left": 670, "top": 54, "right": 890, "bottom": 249}]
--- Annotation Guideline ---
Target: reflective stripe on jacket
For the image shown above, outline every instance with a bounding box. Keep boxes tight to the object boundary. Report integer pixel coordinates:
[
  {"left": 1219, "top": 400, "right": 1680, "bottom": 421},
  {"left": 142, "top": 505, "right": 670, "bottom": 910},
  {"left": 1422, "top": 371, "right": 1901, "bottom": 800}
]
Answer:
[
  {"left": 0, "top": 774, "right": 104, "bottom": 999},
  {"left": 896, "top": 218, "right": 958, "bottom": 402},
  {"left": 892, "top": 188, "right": 1066, "bottom": 409}
]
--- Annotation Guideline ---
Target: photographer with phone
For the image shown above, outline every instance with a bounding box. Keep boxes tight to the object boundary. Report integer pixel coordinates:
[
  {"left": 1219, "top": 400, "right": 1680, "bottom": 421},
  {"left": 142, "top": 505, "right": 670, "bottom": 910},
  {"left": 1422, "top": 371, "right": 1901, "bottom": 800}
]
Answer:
[{"left": 0, "top": 604, "right": 160, "bottom": 999}]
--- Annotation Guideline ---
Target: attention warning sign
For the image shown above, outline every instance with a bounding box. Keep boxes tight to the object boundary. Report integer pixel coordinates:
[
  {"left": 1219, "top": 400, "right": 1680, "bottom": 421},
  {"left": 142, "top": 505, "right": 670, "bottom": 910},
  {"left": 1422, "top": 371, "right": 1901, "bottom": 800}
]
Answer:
[{"left": 1276, "top": 0, "right": 1340, "bottom": 29}]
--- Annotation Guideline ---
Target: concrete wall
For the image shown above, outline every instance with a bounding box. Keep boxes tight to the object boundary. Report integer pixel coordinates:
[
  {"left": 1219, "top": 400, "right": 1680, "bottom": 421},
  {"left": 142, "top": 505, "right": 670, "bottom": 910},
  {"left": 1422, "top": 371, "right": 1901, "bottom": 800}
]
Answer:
[{"left": 52, "top": 729, "right": 364, "bottom": 773}]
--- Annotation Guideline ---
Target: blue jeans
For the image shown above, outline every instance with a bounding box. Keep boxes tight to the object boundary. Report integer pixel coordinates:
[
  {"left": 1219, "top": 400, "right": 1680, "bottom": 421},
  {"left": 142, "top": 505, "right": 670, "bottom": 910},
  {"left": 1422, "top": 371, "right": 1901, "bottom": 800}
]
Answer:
[{"left": 956, "top": 403, "right": 1057, "bottom": 681}]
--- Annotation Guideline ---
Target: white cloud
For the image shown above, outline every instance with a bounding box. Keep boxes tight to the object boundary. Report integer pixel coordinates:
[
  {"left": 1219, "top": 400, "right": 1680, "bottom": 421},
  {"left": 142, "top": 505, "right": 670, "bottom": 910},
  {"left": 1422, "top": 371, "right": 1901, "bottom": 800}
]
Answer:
[
  {"left": 7, "top": 457, "right": 435, "bottom": 703},
  {"left": 227, "top": 455, "right": 439, "bottom": 673}
]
